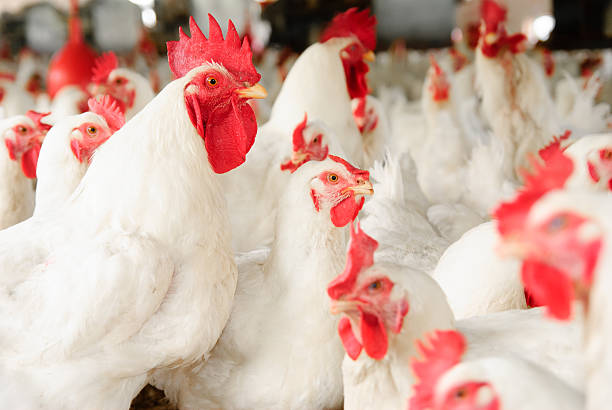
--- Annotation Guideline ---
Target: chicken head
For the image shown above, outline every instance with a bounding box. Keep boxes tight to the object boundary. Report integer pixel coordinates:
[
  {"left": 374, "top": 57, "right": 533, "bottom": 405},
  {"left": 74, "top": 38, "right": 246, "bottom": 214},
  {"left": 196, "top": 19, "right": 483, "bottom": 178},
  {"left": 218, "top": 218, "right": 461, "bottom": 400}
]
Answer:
[
  {"left": 280, "top": 113, "right": 329, "bottom": 173},
  {"left": 321, "top": 8, "right": 377, "bottom": 99},
  {"left": 70, "top": 96, "right": 125, "bottom": 163},
  {"left": 328, "top": 223, "right": 409, "bottom": 360},
  {"left": 2, "top": 111, "right": 49, "bottom": 178},
  {"left": 167, "top": 15, "right": 267, "bottom": 174},
  {"left": 479, "top": 0, "right": 526, "bottom": 58},
  {"left": 309, "top": 156, "right": 373, "bottom": 227}
]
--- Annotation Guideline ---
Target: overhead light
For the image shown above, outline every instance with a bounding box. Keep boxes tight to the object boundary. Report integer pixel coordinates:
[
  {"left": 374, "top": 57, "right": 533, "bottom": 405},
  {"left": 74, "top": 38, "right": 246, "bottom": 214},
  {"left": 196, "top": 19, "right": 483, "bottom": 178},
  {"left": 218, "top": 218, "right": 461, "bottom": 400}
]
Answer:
[
  {"left": 142, "top": 8, "right": 157, "bottom": 28},
  {"left": 129, "top": 0, "right": 154, "bottom": 7},
  {"left": 532, "top": 15, "right": 555, "bottom": 41}
]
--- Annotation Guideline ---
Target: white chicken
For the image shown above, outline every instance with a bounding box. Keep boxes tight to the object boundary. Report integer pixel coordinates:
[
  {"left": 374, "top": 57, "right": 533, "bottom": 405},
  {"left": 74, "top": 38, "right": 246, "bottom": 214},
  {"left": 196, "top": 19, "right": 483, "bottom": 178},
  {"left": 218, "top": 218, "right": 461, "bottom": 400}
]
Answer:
[
  {"left": 328, "top": 224, "right": 584, "bottom": 409},
  {"left": 475, "top": 0, "right": 561, "bottom": 178},
  {"left": 496, "top": 189, "right": 612, "bottom": 410},
  {"left": 34, "top": 96, "right": 124, "bottom": 215},
  {"left": 90, "top": 52, "right": 155, "bottom": 120},
  {"left": 154, "top": 156, "right": 373, "bottom": 409},
  {"left": 410, "top": 330, "right": 584, "bottom": 410},
  {"left": 433, "top": 135, "right": 612, "bottom": 319},
  {"left": 0, "top": 112, "right": 47, "bottom": 229},
  {"left": 0, "top": 77, "right": 35, "bottom": 118},
  {"left": 220, "top": 8, "right": 378, "bottom": 251},
  {"left": 0, "top": 15, "right": 266, "bottom": 408}
]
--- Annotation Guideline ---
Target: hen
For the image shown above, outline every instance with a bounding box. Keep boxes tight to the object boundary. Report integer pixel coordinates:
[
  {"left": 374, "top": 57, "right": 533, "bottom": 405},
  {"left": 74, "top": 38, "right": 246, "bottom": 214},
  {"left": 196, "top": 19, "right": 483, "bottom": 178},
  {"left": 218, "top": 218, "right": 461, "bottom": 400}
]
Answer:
[
  {"left": 495, "top": 180, "right": 612, "bottom": 410},
  {"left": 34, "top": 96, "right": 124, "bottom": 215},
  {"left": 0, "top": 15, "right": 265, "bottom": 409},
  {"left": 221, "top": 8, "right": 377, "bottom": 252},
  {"left": 0, "top": 112, "right": 47, "bottom": 228},
  {"left": 328, "top": 224, "right": 583, "bottom": 409},
  {"left": 432, "top": 134, "right": 612, "bottom": 319},
  {"left": 409, "top": 330, "right": 584, "bottom": 410},
  {"left": 90, "top": 52, "right": 155, "bottom": 120},
  {"left": 155, "top": 156, "right": 373, "bottom": 409}
]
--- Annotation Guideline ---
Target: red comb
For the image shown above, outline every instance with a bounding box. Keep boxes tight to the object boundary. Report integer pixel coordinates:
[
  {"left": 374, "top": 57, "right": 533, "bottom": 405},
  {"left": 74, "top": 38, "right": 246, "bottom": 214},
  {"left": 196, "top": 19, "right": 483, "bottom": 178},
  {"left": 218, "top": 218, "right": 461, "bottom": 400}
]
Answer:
[
  {"left": 429, "top": 54, "right": 443, "bottom": 76},
  {"left": 292, "top": 113, "right": 308, "bottom": 151},
  {"left": 92, "top": 52, "right": 118, "bottom": 84},
  {"left": 538, "top": 130, "right": 571, "bottom": 164},
  {"left": 167, "top": 15, "right": 260, "bottom": 84},
  {"left": 428, "top": 55, "right": 450, "bottom": 102},
  {"left": 493, "top": 150, "right": 574, "bottom": 237},
  {"left": 542, "top": 48, "right": 555, "bottom": 77},
  {"left": 25, "top": 110, "right": 51, "bottom": 132},
  {"left": 327, "top": 222, "right": 379, "bottom": 300},
  {"left": 409, "top": 330, "right": 466, "bottom": 410},
  {"left": 88, "top": 95, "right": 125, "bottom": 132},
  {"left": 449, "top": 48, "right": 468, "bottom": 72},
  {"left": 320, "top": 8, "right": 377, "bottom": 51},
  {"left": 481, "top": 0, "right": 507, "bottom": 32},
  {"left": 329, "top": 155, "right": 370, "bottom": 180}
]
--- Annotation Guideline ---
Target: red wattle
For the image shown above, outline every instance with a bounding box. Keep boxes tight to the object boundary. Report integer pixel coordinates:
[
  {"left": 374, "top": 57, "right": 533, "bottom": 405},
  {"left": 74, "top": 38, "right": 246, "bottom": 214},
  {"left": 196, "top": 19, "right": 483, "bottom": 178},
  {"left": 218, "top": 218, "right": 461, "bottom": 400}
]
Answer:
[
  {"left": 330, "top": 195, "right": 364, "bottom": 227},
  {"left": 359, "top": 308, "right": 388, "bottom": 360},
  {"left": 521, "top": 260, "right": 574, "bottom": 320},
  {"left": 338, "top": 316, "right": 362, "bottom": 360},
  {"left": 20, "top": 144, "right": 40, "bottom": 178},
  {"left": 204, "top": 99, "right": 257, "bottom": 174}
]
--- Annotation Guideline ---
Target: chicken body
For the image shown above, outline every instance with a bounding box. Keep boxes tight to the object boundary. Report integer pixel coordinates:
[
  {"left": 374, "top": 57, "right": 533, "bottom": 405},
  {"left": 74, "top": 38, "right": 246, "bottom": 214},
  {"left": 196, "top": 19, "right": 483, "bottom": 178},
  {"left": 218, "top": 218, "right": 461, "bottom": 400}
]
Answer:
[
  {"left": 339, "top": 263, "right": 583, "bottom": 409},
  {"left": 157, "top": 158, "right": 372, "bottom": 409},
  {"left": 33, "top": 111, "right": 117, "bottom": 215},
  {"left": 0, "top": 115, "right": 39, "bottom": 229},
  {"left": 221, "top": 36, "right": 363, "bottom": 251},
  {"left": 0, "top": 67, "right": 239, "bottom": 408}
]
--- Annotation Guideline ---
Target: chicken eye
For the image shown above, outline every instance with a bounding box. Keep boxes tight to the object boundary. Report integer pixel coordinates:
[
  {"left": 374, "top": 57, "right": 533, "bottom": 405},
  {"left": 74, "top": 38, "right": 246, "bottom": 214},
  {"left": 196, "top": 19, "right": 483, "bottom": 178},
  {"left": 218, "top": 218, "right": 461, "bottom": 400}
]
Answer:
[
  {"left": 17, "top": 125, "right": 27, "bottom": 134},
  {"left": 368, "top": 280, "right": 382, "bottom": 291},
  {"left": 86, "top": 126, "right": 97, "bottom": 136},
  {"left": 313, "top": 137, "right": 319, "bottom": 144},
  {"left": 327, "top": 173, "right": 339, "bottom": 183},
  {"left": 454, "top": 388, "right": 468, "bottom": 400},
  {"left": 206, "top": 77, "right": 218, "bottom": 87},
  {"left": 601, "top": 149, "right": 612, "bottom": 160},
  {"left": 547, "top": 215, "right": 567, "bottom": 232}
]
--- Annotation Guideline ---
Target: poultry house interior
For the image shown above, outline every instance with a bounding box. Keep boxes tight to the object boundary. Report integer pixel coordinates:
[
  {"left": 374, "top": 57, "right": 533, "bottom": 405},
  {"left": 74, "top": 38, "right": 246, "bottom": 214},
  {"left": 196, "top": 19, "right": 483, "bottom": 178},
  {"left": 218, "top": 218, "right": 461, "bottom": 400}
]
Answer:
[{"left": 0, "top": 0, "right": 610, "bottom": 409}]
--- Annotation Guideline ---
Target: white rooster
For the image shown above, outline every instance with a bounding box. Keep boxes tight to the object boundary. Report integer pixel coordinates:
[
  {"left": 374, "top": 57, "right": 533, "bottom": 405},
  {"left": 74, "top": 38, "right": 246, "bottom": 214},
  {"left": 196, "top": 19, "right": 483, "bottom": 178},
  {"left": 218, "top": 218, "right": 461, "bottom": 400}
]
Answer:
[{"left": 0, "top": 15, "right": 266, "bottom": 408}]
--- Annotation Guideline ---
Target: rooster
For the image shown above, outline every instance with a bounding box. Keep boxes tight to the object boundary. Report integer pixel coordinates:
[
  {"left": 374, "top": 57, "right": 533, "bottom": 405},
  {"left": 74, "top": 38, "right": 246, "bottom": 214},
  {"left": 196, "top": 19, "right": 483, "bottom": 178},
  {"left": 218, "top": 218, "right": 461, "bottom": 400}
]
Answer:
[
  {"left": 90, "top": 52, "right": 155, "bottom": 120},
  {"left": 410, "top": 330, "right": 584, "bottom": 410},
  {"left": 0, "top": 15, "right": 266, "bottom": 408},
  {"left": 155, "top": 156, "right": 373, "bottom": 409},
  {"left": 475, "top": 0, "right": 561, "bottom": 178},
  {"left": 328, "top": 224, "right": 584, "bottom": 409},
  {"left": 261, "top": 7, "right": 377, "bottom": 165},
  {"left": 34, "top": 96, "right": 124, "bottom": 215},
  {"left": 0, "top": 111, "right": 48, "bottom": 228}
]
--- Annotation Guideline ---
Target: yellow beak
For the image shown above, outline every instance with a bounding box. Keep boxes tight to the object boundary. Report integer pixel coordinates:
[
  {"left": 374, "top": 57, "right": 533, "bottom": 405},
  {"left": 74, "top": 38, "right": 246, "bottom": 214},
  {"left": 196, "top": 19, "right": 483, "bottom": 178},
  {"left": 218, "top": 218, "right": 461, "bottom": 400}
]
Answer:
[
  {"left": 363, "top": 50, "right": 376, "bottom": 62},
  {"left": 236, "top": 83, "right": 268, "bottom": 100},
  {"left": 343, "top": 180, "right": 374, "bottom": 196}
]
